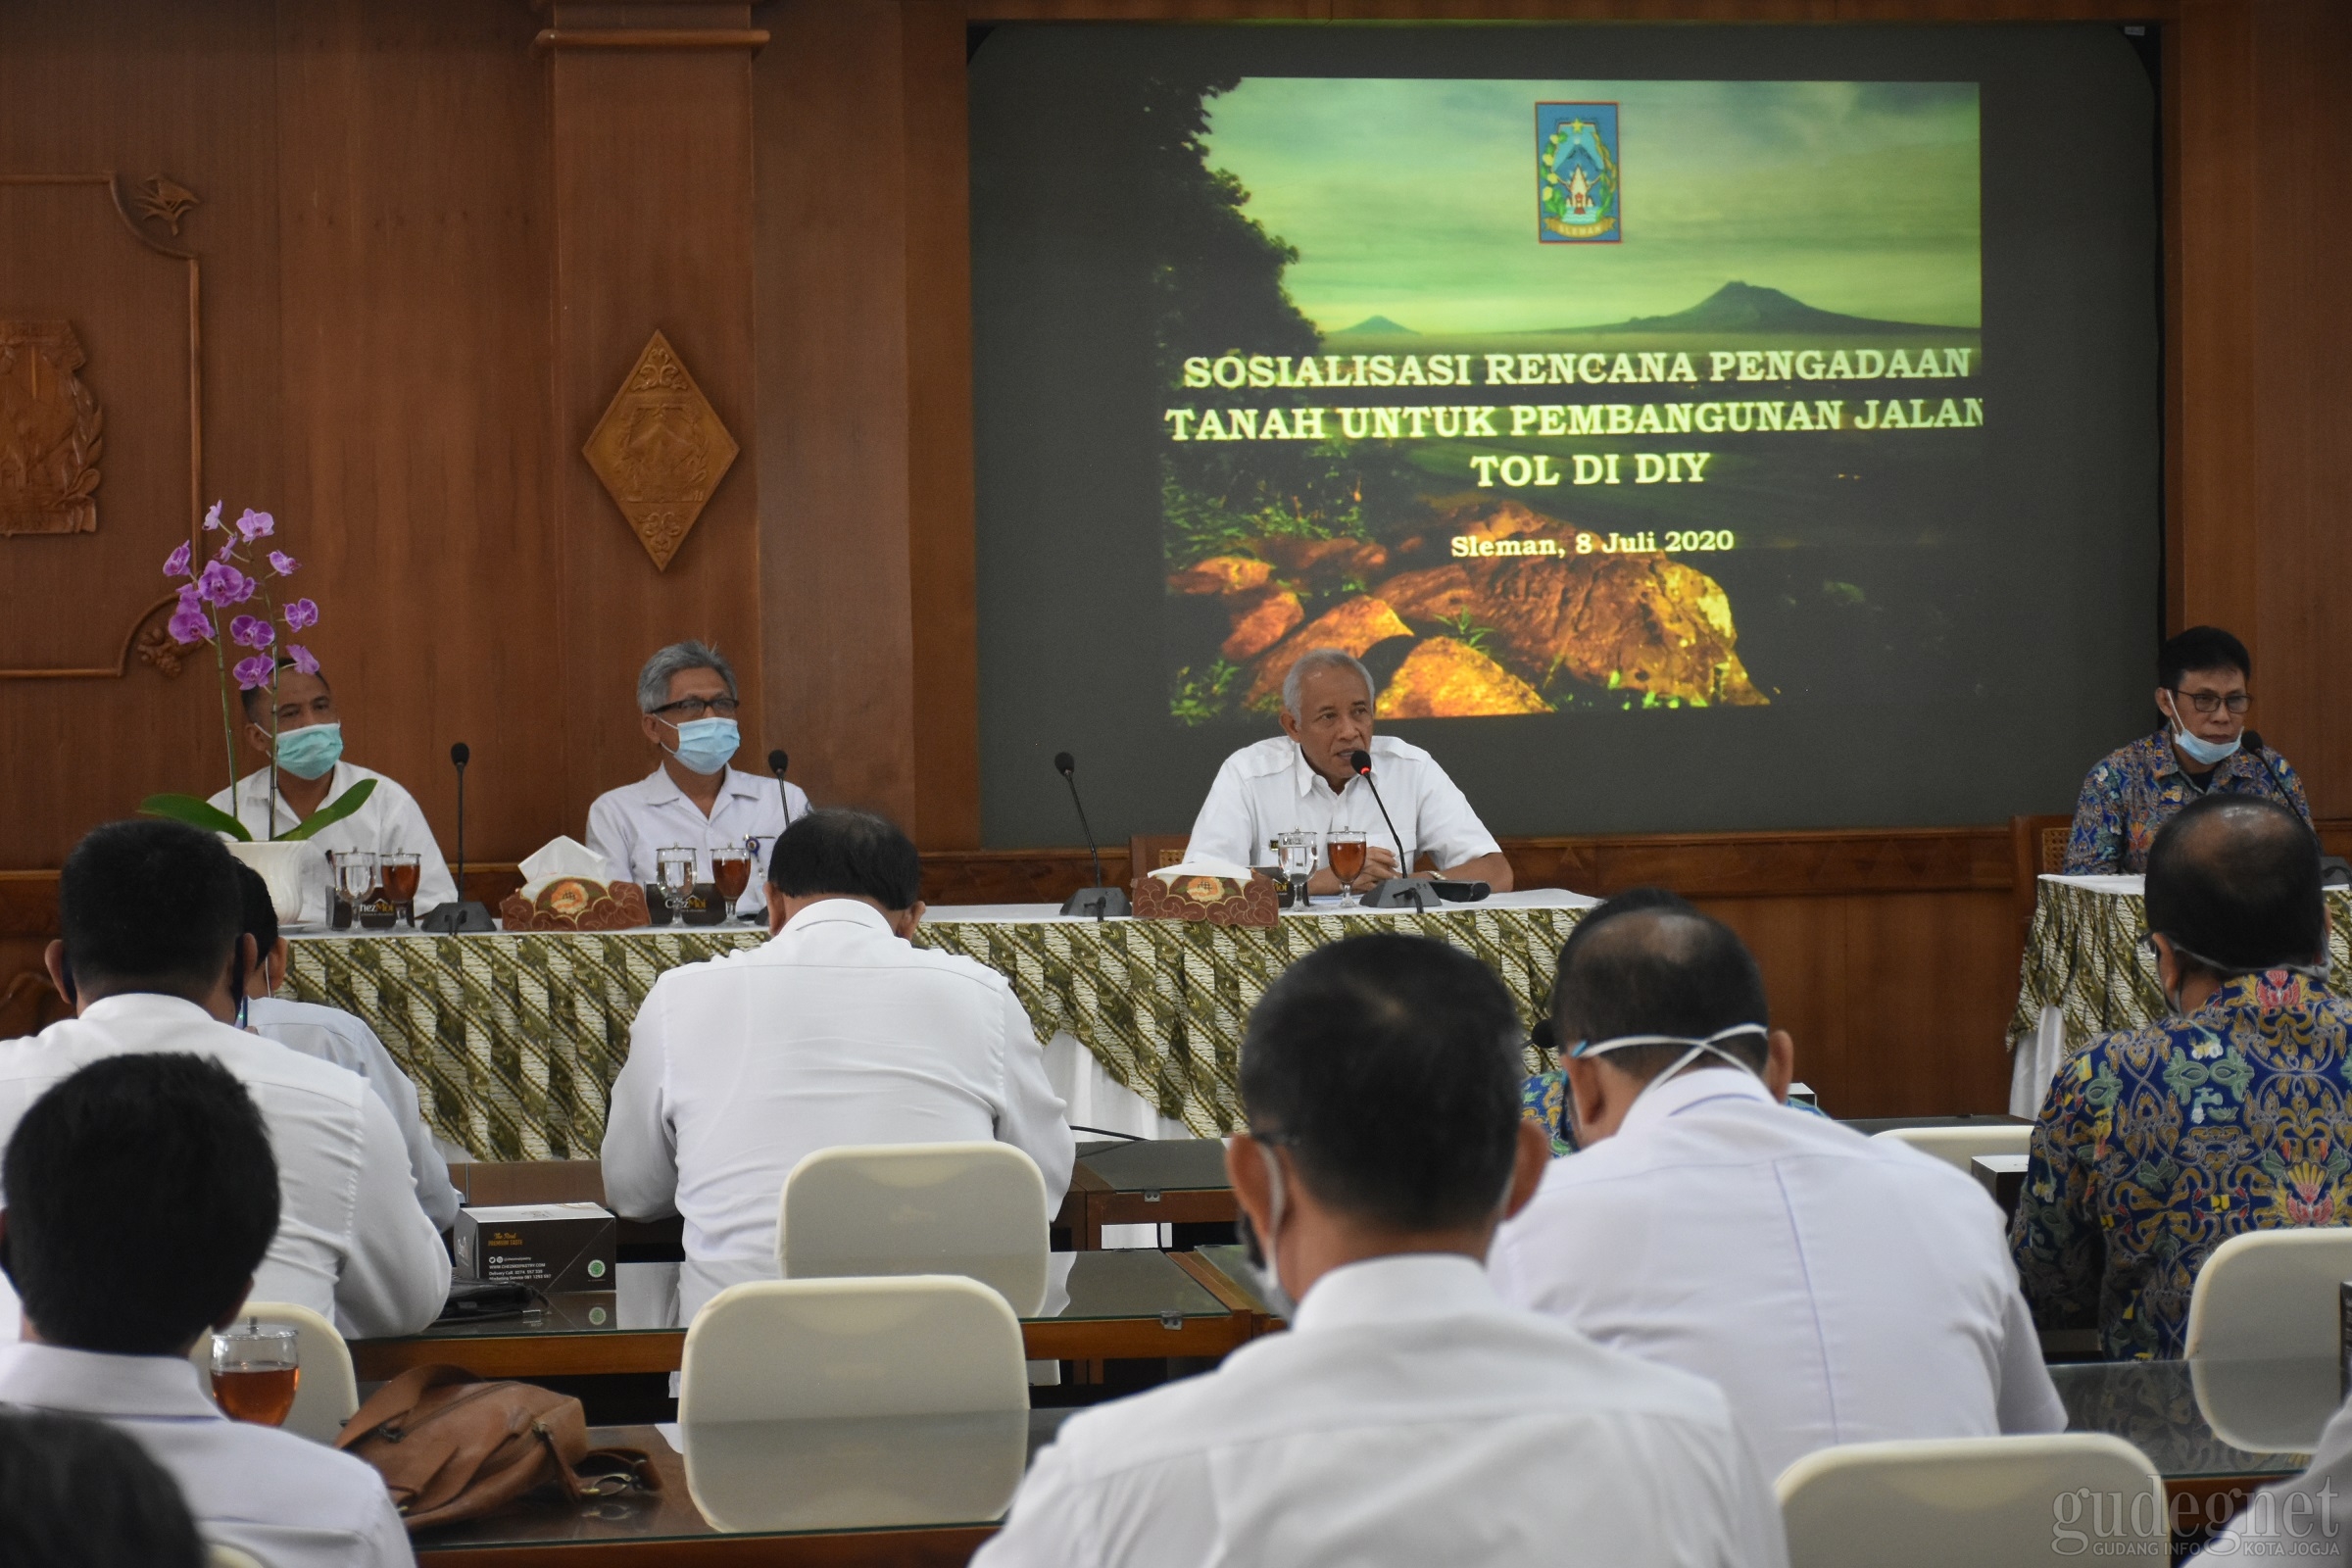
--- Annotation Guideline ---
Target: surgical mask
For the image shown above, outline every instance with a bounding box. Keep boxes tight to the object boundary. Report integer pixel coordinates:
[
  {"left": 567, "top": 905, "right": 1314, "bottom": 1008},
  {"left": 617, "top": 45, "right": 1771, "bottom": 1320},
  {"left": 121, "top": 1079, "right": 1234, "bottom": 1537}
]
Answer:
[
  {"left": 274, "top": 722, "right": 344, "bottom": 781},
  {"left": 1234, "top": 1140, "right": 1298, "bottom": 1319},
  {"left": 1570, "top": 1023, "right": 1770, "bottom": 1121},
  {"left": 2163, "top": 697, "right": 2241, "bottom": 767},
  {"left": 665, "top": 716, "right": 740, "bottom": 776}
]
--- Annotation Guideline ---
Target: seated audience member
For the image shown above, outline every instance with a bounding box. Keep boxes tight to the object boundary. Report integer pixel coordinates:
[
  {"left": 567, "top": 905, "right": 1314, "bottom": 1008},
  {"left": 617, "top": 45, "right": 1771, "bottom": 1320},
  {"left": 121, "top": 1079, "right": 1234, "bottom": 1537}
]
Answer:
[
  {"left": 1490, "top": 893, "right": 2062, "bottom": 1481},
  {"left": 0, "top": 820, "right": 448, "bottom": 1338},
  {"left": 0, "top": 1408, "right": 206, "bottom": 1568},
  {"left": 2015, "top": 793, "right": 2352, "bottom": 1360},
  {"left": 603, "top": 808, "right": 1074, "bottom": 1261},
  {"left": 975, "top": 935, "right": 1787, "bottom": 1568},
  {"left": 0, "top": 1054, "right": 411, "bottom": 1566},
  {"left": 2065, "top": 624, "right": 2311, "bottom": 875},
  {"left": 2189, "top": 1394, "right": 2352, "bottom": 1564},
  {"left": 235, "top": 862, "right": 462, "bottom": 1230}
]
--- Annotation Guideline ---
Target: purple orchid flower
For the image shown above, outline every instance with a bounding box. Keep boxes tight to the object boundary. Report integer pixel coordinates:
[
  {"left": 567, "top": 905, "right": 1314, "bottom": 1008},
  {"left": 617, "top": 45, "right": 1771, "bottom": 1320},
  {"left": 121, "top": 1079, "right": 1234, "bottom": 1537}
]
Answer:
[
  {"left": 194, "top": 561, "right": 248, "bottom": 608},
  {"left": 203, "top": 501, "right": 223, "bottom": 532},
  {"left": 235, "top": 509, "right": 274, "bottom": 542},
  {"left": 268, "top": 550, "right": 299, "bottom": 576},
  {"left": 288, "top": 644, "right": 319, "bottom": 677},
  {"left": 228, "top": 614, "right": 276, "bottom": 650},
  {"left": 163, "top": 541, "right": 193, "bottom": 579},
  {"left": 283, "top": 597, "right": 319, "bottom": 631},
  {"left": 167, "top": 589, "right": 213, "bottom": 647},
  {"left": 231, "top": 654, "right": 276, "bottom": 690}
]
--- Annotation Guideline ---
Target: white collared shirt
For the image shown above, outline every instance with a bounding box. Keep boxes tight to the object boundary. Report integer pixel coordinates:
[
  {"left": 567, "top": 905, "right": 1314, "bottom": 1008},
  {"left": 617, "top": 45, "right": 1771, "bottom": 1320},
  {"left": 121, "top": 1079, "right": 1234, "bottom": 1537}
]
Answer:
[
  {"left": 0, "top": 1342, "right": 411, "bottom": 1568},
  {"left": 208, "top": 760, "right": 459, "bottom": 926},
  {"left": 1184, "top": 733, "right": 1500, "bottom": 874},
  {"left": 601, "top": 899, "right": 1075, "bottom": 1260},
  {"left": 248, "top": 995, "right": 462, "bottom": 1231},
  {"left": 2193, "top": 1393, "right": 2352, "bottom": 1565},
  {"left": 1490, "top": 1069, "right": 2066, "bottom": 1483},
  {"left": 585, "top": 765, "right": 809, "bottom": 914},
  {"left": 975, "top": 1252, "right": 1787, "bottom": 1568},
  {"left": 0, "top": 995, "right": 451, "bottom": 1340}
]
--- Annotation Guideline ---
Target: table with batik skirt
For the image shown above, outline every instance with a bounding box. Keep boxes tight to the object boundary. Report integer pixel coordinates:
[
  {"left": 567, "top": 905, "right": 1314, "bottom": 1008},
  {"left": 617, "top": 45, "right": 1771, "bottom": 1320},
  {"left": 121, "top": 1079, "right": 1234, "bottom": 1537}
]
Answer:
[
  {"left": 2004, "top": 874, "right": 2352, "bottom": 1118},
  {"left": 284, "top": 890, "right": 1594, "bottom": 1160}
]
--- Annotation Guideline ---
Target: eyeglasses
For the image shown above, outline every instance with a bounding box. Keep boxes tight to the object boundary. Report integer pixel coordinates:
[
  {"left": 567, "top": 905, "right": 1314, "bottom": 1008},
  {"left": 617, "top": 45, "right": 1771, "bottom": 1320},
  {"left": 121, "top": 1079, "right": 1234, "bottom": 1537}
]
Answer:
[
  {"left": 2167, "top": 688, "right": 2249, "bottom": 715},
  {"left": 650, "top": 696, "right": 741, "bottom": 719}
]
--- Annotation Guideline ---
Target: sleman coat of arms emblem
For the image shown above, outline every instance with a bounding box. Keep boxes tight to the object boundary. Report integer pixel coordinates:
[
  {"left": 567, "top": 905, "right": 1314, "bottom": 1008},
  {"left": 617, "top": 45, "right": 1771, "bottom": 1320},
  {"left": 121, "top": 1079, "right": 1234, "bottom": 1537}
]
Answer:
[
  {"left": 1537, "top": 103, "right": 1621, "bottom": 244},
  {"left": 0, "top": 320, "right": 103, "bottom": 535}
]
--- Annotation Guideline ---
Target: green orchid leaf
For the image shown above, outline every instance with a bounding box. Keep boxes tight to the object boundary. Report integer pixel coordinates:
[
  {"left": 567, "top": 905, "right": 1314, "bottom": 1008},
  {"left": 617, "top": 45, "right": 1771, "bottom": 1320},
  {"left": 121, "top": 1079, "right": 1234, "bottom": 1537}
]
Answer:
[
  {"left": 277, "top": 777, "right": 378, "bottom": 842},
  {"left": 138, "top": 794, "right": 254, "bottom": 842}
]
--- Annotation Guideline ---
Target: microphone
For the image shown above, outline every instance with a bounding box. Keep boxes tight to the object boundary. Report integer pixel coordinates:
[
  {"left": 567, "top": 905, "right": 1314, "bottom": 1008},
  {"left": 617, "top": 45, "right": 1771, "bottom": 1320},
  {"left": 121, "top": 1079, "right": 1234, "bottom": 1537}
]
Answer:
[
  {"left": 1348, "top": 749, "right": 1439, "bottom": 911},
  {"left": 421, "top": 742, "right": 495, "bottom": 932},
  {"left": 767, "top": 749, "right": 795, "bottom": 822},
  {"left": 1348, "top": 750, "right": 1410, "bottom": 873},
  {"left": 2238, "top": 731, "right": 2293, "bottom": 803},
  {"left": 1054, "top": 751, "right": 1130, "bottom": 920}
]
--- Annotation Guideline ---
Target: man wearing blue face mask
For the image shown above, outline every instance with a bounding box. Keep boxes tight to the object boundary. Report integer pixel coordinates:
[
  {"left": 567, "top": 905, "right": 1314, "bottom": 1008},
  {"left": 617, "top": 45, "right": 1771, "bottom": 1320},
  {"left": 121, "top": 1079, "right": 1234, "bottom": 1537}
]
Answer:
[
  {"left": 2064, "top": 624, "right": 2311, "bottom": 874},
  {"left": 207, "top": 660, "right": 458, "bottom": 926},
  {"left": 586, "top": 641, "right": 808, "bottom": 917}
]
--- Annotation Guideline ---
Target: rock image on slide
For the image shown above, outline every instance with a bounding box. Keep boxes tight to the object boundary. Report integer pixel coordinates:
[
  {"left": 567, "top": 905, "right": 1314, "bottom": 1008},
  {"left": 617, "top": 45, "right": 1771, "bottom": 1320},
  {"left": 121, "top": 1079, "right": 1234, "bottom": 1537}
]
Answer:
[{"left": 1171, "top": 498, "right": 1766, "bottom": 718}]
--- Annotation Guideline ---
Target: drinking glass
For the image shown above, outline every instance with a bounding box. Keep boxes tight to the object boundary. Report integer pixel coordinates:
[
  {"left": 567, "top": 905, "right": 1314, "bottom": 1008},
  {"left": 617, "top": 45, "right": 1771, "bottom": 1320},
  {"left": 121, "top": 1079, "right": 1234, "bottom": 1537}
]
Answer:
[
  {"left": 710, "top": 849, "right": 753, "bottom": 912},
  {"left": 380, "top": 852, "right": 421, "bottom": 927},
  {"left": 211, "top": 1320, "right": 300, "bottom": 1426},
  {"left": 1275, "top": 831, "right": 1317, "bottom": 909},
  {"left": 656, "top": 847, "right": 699, "bottom": 916},
  {"left": 329, "top": 851, "right": 378, "bottom": 932},
  {"left": 1327, "top": 830, "right": 1369, "bottom": 896}
]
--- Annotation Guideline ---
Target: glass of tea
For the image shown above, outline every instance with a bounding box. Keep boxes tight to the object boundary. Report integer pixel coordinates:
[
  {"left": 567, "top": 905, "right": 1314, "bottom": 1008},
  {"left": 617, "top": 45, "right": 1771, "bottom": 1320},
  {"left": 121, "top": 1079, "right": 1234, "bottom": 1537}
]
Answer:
[
  {"left": 380, "top": 853, "right": 421, "bottom": 927},
  {"left": 710, "top": 848, "right": 753, "bottom": 913},
  {"left": 1327, "top": 830, "right": 1369, "bottom": 900},
  {"left": 211, "top": 1320, "right": 300, "bottom": 1426}
]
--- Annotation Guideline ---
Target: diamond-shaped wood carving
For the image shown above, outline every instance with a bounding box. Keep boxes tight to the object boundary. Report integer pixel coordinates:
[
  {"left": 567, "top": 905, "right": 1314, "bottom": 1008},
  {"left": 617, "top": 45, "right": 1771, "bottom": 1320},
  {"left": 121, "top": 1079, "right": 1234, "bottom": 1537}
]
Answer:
[{"left": 582, "top": 330, "right": 738, "bottom": 570}]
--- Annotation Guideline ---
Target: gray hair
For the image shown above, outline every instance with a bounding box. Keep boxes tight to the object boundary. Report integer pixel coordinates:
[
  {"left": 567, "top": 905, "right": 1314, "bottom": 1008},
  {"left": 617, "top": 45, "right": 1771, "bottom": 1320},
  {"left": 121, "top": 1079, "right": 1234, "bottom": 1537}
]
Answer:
[
  {"left": 637, "top": 640, "right": 738, "bottom": 713},
  {"left": 1282, "top": 648, "right": 1377, "bottom": 720}
]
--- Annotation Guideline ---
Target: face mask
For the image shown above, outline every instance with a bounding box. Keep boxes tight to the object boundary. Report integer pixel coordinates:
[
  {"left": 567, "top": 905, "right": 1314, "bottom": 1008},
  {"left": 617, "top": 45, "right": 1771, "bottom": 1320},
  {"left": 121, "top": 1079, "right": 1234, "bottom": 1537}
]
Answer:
[
  {"left": 2163, "top": 697, "right": 2241, "bottom": 767},
  {"left": 666, "top": 717, "right": 740, "bottom": 777},
  {"left": 1235, "top": 1139, "right": 1299, "bottom": 1319},
  {"left": 274, "top": 722, "right": 344, "bottom": 782},
  {"left": 1570, "top": 1023, "right": 1770, "bottom": 1120}
]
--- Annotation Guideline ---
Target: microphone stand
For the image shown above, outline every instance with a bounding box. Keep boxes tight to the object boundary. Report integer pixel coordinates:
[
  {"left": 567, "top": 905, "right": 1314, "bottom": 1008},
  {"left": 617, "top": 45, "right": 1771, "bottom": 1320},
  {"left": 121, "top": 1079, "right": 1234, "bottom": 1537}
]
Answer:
[
  {"left": 1351, "top": 752, "right": 1438, "bottom": 911},
  {"left": 422, "top": 744, "right": 496, "bottom": 933},
  {"left": 1055, "top": 754, "right": 1130, "bottom": 921}
]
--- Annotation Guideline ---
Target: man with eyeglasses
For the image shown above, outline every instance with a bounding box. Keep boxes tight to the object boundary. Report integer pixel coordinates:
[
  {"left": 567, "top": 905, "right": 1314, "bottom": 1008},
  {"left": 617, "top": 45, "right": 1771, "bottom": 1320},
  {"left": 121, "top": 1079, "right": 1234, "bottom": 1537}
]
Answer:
[
  {"left": 2064, "top": 625, "right": 2310, "bottom": 874},
  {"left": 586, "top": 642, "right": 808, "bottom": 917}
]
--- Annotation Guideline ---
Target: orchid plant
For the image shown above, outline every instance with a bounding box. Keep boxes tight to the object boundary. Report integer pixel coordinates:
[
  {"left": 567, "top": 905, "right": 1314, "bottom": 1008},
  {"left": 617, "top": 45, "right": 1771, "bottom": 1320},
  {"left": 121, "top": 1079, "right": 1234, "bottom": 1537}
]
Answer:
[{"left": 139, "top": 502, "right": 374, "bottom": 842}]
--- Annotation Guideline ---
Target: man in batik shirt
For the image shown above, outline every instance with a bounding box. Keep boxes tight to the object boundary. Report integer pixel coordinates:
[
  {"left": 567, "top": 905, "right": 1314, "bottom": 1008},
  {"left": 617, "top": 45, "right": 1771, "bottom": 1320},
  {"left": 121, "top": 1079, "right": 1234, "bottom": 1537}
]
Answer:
[
  {"left": 2015, "top": 795, "right": 2352, "bottom": 1359},
  {"left": 2065, "top": 625, "right": 2310, "bottom": 875}
]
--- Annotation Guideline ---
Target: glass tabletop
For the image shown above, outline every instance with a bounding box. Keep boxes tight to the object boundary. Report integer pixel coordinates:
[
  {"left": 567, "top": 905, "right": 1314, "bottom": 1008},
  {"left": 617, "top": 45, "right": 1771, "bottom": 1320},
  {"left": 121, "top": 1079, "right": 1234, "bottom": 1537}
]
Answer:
[
  {"left": 2051, "top": 1354, "right": 2336, "bottom": 1479},
  {"left": 1077, "top": 1137, "right": 1231, "bottom": 1195},
  {"left": 390, "top": 1250, "right": 1228, "bottom": 1347},
  {"left": 414, "top": 1409, "right": 1075, "bottom": 1551}
]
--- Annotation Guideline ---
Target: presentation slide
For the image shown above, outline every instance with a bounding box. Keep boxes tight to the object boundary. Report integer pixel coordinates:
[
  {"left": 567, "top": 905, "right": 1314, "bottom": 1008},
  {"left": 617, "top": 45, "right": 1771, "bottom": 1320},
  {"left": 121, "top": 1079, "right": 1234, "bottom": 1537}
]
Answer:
[{"left": 970, "top": 25, "right": 2159, "bottom": 845}]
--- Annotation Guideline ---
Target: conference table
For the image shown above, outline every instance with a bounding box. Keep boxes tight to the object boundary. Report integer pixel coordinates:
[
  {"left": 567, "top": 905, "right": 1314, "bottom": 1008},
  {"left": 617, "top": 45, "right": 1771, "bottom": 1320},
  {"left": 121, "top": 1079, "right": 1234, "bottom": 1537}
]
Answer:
[
  {"left": 407, "top": 1346, "right": 2333, "bottom": 1563},
  {"left": 2006, "top": 875, "right": 2352, "bottom": 1116},
  {"left": 283, "top": 891, "right": 1594, "bottom": 1160}
]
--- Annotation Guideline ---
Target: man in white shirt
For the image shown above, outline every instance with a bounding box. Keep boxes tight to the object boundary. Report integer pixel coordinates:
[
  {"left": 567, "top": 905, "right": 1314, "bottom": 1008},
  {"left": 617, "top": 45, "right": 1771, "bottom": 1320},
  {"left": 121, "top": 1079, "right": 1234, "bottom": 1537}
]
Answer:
[
  {"left": 0, "top": 820, "right": 449, "bottom": 1340},
  {"left": 1490, "top": 893, "right": 2065, "bottom": 1483},
  {"left": 0, "top": 1052, "right": 411, "bottom": 1567},
  {"left": 976, "top": 933, "right": 1786, "bottom": 1568},
  {"left": 207, "top": 659, "right": 458, "bottom": 925},
  {"left": 234, "top": 861, "right": 463, "bottom": 1230},
  {"left": 586, "top": 640, "right": 808, "bottom": 918},
  {"left": 603, "top": 808, "right": 1073, "bottom": 1261},
  {"left": 1184, "top": 647, "right": 1512, "bottom": 897}
]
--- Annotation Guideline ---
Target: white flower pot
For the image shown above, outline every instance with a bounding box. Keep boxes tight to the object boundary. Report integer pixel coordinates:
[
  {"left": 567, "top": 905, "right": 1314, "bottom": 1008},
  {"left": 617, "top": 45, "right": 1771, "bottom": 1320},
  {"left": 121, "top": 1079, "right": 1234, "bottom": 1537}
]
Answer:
[{"left": 226, "top": 839, "right": 317, "bottom": 923}]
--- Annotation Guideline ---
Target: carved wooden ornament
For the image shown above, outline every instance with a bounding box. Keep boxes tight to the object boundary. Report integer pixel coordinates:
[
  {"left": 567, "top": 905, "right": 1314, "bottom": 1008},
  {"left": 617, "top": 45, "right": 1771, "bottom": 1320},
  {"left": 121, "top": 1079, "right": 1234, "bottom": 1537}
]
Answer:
[
  {"left": 582, "top": 330, "right": 737, "bottom": 570},
  {"left": 0, "top": 321, "right": 103, "bottom": 537}
]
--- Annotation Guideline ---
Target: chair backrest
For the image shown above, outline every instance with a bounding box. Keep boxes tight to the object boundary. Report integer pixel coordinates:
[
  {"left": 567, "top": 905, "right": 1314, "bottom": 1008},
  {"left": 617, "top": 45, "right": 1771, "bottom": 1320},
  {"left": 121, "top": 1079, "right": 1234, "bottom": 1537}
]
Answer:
[
  {"left": 1871, "top": 1124, "right": 2031, "bottom": 1171},
  {"left": 1128, "top": 833, "right": 1193, "bottom": 876},
  {"left": 188, "top": 1300, "right": 360, "bottom": 1446},
  {"left": 2183, "top": 1227, "right": 2352, "bottom": 1359},
  {"left": 1778, "top": 1435, "right": 2166, "bottom": 1568},
  {"left": 209, "top": 1547, "right": 268, "bottom": 1568},
  {"left": 778, "top": 1142, "right": 1050, "bottom": 1316},
  {"left": 2009, "top": 813, "right": 2074, "bottom": 941},
  {"left": 680, "top": 1276, "right": 1027, "bottom": 1425}
]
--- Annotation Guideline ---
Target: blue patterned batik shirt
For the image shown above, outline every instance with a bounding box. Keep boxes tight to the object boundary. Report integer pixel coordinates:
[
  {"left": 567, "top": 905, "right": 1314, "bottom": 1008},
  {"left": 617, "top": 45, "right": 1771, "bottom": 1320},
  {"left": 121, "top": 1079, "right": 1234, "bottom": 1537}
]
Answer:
[
  {"left": 2064, "top": 729, "right": 2310, "bottom": 875},
  {"left": 2010, "top": 970, "right": 2352, "bottom": 1360}
]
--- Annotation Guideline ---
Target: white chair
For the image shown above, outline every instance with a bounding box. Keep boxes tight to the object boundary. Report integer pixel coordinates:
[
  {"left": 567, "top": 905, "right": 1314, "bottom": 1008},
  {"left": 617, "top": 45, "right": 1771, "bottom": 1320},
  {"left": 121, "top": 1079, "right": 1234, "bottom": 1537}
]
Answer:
[
  {"left": 189, "top": 1301, "right": 359, "bottom": 1446},
  {"left": 776, "top": 1142, "right": 1050, "bottom": 1316},
  {"left": 209, "top": 1548, "right": 267, "bottom": 1568},
  {"left": 2184, "top": 1227, "right": 2352, "bottom": 1360},
  {"left": 1778, "top": 1435, "right": 2167, "bottom": 1568},
  {"left": 1871, "top": 1123, "right": 2031, "bottom": 1171},
  {"left": 678, "top": 1276, "right": 1029, "bottom": 1532}
]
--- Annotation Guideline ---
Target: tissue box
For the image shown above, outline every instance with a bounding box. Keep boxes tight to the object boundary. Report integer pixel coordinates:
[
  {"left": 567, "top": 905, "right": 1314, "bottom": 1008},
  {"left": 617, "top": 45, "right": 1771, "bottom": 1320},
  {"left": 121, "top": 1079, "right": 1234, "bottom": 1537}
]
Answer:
[
  {"left": 453, "top": 1201, "right": 615, "bottom": 1293},
  {"left": 498, "top": 878, "right": 650, "bottom": 932},
  {"left": 1132, "top": 870, "right": 1282, "bottom": 928}
]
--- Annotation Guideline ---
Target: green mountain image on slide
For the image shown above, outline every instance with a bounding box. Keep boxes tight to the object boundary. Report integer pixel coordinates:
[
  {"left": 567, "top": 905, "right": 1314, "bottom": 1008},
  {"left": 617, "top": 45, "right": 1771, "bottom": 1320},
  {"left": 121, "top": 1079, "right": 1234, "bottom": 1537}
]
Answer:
[{"left": 1553, "top": 280, "right": 1963, "bottom": 337}]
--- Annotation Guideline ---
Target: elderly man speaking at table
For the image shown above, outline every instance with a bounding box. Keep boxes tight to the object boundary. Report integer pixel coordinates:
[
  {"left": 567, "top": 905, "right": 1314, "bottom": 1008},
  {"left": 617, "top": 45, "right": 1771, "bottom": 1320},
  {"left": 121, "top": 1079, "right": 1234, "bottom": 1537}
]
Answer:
[{"left": 1183, "top": 648, "right": 1512, "bottom": 899}]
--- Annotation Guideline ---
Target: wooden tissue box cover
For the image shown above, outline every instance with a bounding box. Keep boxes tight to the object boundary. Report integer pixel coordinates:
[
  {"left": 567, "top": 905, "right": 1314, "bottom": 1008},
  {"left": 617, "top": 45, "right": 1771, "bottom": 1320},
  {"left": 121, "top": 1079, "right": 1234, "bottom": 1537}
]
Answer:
[
  {"left": 498, "top": 878, "right": 651, "bottom": 932},
  {"left": 1132, "top": 870, "right": 1280, "bottom": 928}
]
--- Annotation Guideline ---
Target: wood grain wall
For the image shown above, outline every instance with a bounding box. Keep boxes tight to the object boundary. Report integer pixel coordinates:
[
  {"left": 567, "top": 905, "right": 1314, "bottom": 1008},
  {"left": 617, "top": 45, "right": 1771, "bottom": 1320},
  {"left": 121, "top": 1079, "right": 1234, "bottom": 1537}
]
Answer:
[{"left": 0, "top": 0, "right": 2342, "bottom": 1120}]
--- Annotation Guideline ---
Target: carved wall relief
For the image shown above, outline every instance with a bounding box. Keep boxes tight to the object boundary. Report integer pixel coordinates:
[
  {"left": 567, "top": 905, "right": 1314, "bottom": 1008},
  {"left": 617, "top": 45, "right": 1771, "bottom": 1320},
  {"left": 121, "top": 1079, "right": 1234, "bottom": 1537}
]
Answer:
[
  {"left": 582, "top": 329, "right": 738, "bottom": 570},
  {"left": 0, "top": 321, "right": 103, "bottom": 536}
]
